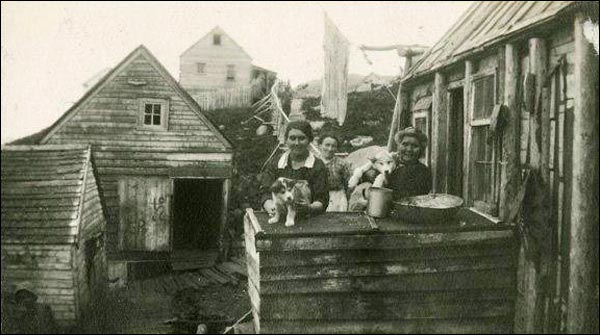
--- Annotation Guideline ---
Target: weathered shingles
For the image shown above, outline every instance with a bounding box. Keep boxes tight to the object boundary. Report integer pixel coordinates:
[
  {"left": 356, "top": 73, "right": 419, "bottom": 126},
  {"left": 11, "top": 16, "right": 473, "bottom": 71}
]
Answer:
[{"left": 1, "top": 146, "right": 88, "bottom": 244}]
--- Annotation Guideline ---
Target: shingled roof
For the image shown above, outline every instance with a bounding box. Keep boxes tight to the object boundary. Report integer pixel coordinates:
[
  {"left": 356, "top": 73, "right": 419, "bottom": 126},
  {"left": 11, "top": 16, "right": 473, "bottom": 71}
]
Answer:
[
  {"left": 1, "top": 144, "right": 99, "bottom": 244},
  {"left": 403, "top": 1, "right": 576, "bottom": 81}
]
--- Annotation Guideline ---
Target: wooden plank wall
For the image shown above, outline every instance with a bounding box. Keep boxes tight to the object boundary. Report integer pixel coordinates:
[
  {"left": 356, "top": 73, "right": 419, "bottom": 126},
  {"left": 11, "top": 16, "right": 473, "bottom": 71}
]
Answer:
[
  {"left": 244, "top": 209, "right": 262, "bottom": 334},
  {"left": 73, "top": 161, "right": 109, "bottom": 327},
  {"left": 118, "top": 177, "right": 171, "bottom": 251},
  {"left": 246, "top": 212, "right": 518, "bottom": 334},
  {"left": 1, "top": 244, "right": 77, "bottom": 325},
  {"left": 72, "top": 236, "right": 108, "bottom": 330},
  {"left": 45, "top": 54, "right": 231, "bottom": 251}
]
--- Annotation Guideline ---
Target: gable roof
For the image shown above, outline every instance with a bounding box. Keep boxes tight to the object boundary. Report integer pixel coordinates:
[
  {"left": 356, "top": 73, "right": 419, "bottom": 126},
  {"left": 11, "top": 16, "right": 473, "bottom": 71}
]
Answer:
[
  {"left": 403, "top": 1, "right": 576, "bottom": 81},
  {"left": 1, "top": 144, "right": 98, "bottom": 245},
  {"left": 37, "top": 45, "right": 232, "bottom": 150},
  {"left": 180, "top": 25, "right": 253, "bottom": 61}
]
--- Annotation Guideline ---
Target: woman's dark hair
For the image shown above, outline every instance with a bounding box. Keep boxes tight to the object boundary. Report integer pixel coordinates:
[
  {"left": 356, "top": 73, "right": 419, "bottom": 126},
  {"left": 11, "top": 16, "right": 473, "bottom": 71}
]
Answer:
[
  {"left": 284, "top": 120, "right": 314, "bottom": 142},
  {"left": 317, "top": 132, "right": 341, "bottom": 146}
]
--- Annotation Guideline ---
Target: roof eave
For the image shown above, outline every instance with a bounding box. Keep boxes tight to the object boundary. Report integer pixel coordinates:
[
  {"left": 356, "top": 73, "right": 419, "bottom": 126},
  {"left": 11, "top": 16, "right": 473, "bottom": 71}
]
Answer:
[{"left": 402, "top": 6, "right": 577, "bottom": 85}]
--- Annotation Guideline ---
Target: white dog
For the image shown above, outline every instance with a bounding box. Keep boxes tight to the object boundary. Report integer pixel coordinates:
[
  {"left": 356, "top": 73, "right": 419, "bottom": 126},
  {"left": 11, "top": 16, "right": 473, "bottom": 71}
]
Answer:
[
  {"left": 347, "top": 148, "right": 397, "bottom": 211},
  {"left": 268, "top": 178, "right": 311, "bottom": 227},
  {"left": 348, "top": 148, "right": 398, "bottom": 189}
]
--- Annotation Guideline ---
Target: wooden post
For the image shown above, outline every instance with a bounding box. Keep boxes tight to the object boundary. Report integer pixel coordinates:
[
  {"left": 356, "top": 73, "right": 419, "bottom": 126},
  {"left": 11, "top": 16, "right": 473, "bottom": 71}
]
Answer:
[
  {"left": 462, "top": 60, "right": 473, "bottom": 204},
  {"left": 432, "top": 72, "right": 448, "bottom": 193},
  {"left": 516, "top": 37, "right": 548, "bottom": 334},
  {"left": 220, "top": 178, "right": 231, "bottom": 260},
  {"left": 500, "top": 43, "right": 521, "bottom": 221},
  {"left": 528, "top": 38, "right": 547, "bottom": 171},
  {"left": 387, "top": 83, "right": 406, "bottom": 152},
  {"left": 567, "top": 13, "right": 599, "bottom": 334}
]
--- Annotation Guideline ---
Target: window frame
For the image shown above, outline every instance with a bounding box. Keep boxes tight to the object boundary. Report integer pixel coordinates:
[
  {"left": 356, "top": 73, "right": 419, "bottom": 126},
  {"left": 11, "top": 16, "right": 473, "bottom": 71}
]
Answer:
[
  {"left": 226, "top": 64, "right": 236, "bottom": 81},
  {"left": 465, "top": 71, "right": 500, "bottom": 214},
  {"left": 412, "top": 110, "right": 430, "bottom": 166},
  {"left": 138, "top": 98, "right": 169, "bottom": 131},
  {"left": 197, "top": 62, "right": 206, "bottom": 74}
]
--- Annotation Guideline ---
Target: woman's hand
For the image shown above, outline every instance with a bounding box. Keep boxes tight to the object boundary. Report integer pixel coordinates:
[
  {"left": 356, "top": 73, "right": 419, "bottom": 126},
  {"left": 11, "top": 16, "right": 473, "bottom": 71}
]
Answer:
[{"left": 263, "top": 199, "right": 277, "bottom": 216}]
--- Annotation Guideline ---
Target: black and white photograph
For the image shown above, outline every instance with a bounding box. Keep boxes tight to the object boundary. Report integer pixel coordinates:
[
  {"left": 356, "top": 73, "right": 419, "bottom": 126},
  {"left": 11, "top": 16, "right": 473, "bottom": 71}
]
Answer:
[{"left": 1, "top": 1, "right": 598, "bottom": 334}]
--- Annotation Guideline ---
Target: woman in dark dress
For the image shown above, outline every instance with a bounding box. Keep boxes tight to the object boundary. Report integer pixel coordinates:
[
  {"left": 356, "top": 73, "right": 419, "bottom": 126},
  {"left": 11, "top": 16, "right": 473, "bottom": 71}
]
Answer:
[
  {"left": 260, "top": 120, "right": 329, "bottom": 216},
  {"left": 388, "top": 127, "right": 432, "bottom": 200}
]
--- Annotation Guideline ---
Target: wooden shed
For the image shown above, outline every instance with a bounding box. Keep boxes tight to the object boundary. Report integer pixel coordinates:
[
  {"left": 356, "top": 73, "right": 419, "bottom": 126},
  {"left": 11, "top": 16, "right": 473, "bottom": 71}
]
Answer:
[
  {"left": 12, "top": 45, "right": 234, "bottom": 276},
  {"left": 1, "top": 144, "right": 108, "bottom": 329},
  {"left": 388, "top": 1, "right": 598, "bottom": 333},
  {"left": 244, "top": 210, "right": 518, "bottom": 334}
]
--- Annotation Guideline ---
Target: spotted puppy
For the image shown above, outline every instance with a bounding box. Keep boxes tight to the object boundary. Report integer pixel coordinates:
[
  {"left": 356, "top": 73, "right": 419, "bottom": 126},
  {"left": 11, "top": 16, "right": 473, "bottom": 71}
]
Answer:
[{"left": 268, "top": 178, "right": 311, "bottom": 227}]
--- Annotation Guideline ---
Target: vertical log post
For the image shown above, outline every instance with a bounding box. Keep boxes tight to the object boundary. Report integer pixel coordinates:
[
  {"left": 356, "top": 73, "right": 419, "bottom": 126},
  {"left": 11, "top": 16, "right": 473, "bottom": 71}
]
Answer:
[
  {"left": 462, "top": 60, "right": 473, "bottom": 204},
  {"left": 432, "top": 72, "right": 448, "bottom": 193},
  {"left": 567, "top": 13, "right": 599, "bottom": 334},
  {"left": 516, "top": 37, "right": 549, "bottom": 334},
  {"left": 500, "top": 43, "right": 521, "bottom": 221},
  {"left": 387, "top": 86, "right": 410, "bottom": 152},
  {"left": 529, "top": 38, "right": 547, "bottom": 171},
  {"left": 387, "top": 82, "right": 404, "bottom": 151},
  {"left": 219, "top": 178, "right": 232, "bottom": 260}
]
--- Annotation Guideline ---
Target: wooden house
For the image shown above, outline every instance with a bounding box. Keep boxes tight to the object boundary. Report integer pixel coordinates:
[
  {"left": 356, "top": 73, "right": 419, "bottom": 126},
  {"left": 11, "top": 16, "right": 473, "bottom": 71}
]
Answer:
[
  {"left": 387, "top": 1, "right": 598, "bottom": 333},
  {"left": 13, "top": 45, "right": 235, "bottom": 278},
  {"left": 1, "top": 144, "right": 107, "bottom": 329},
  {"left": 179, "top": 26, "right": 277, "bottom": 110}
]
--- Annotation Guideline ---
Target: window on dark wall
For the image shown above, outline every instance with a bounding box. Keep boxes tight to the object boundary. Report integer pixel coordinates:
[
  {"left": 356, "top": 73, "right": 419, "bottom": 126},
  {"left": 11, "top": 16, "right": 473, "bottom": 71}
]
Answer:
[
  {"left": 226, "top": 65, "right": 236, "bottom": 81},
  {"left": 213, "top": 34, "right": 221, "bottom": 45},
  {"left": 468, "top": 74, "right": 499, "bottom": 213},
  {"left": 139, "top": 99, "right": 169, "bottom": 130},
  {"left": 412, "top": 111, "right": 429, "bottom": 166}
]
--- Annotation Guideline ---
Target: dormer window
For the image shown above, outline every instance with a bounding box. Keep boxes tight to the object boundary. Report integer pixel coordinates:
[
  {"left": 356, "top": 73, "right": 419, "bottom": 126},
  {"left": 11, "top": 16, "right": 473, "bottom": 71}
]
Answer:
[
  {"left": 213, "top": 34, "right": 222, "bottom": 45},
  {"left": 138, "top": 98, "right": 169, "bottom": 130}
]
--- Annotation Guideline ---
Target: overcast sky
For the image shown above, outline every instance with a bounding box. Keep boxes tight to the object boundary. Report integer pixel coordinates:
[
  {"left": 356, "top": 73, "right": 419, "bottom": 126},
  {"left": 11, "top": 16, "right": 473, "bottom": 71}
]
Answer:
[{"left": 1, "top": 1, "right": 472, "bottom": 143}]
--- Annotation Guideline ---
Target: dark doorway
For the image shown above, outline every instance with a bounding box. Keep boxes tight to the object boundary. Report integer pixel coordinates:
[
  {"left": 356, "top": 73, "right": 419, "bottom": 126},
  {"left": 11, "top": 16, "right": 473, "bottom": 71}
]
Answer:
[
  {"left": 172, "top": 179, "right": 223, "bottom": 250},
  {"left": 447, "top": 87, "right": 464, "bottom": 197}
]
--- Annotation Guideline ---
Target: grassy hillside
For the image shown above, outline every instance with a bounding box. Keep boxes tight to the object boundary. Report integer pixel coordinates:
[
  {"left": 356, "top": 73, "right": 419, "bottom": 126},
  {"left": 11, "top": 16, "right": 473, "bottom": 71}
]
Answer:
[
  {"left": 301, "top": 83, "right": 398, "bottom": 153},
  {"left": 204, "top": 107, "right": 279, "bottom": 239}
]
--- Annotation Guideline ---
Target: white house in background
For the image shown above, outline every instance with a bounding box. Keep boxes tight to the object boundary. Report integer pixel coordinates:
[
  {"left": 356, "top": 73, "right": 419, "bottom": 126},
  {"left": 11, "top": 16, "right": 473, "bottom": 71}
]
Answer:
[{"left": 179, "top": 26, "right": 276, "bottom": 110}]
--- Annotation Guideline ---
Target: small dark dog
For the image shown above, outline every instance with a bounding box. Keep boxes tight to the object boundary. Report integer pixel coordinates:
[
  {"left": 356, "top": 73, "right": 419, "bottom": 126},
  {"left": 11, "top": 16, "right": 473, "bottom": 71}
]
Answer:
[{"left": 268, "top": 178, "right": 310, "bottom": 227}]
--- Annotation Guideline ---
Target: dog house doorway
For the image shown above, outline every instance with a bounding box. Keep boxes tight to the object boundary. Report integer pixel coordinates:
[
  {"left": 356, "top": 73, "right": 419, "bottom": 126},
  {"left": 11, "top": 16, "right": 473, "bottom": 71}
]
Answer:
[{"left": 172, "top": 179, "right": 223, "bottom": 251}]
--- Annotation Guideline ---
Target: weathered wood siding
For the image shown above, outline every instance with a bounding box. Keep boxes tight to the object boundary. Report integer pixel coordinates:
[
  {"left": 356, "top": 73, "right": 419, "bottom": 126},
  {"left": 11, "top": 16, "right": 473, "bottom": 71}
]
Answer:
[
  {"left": 118, "top": 177, "right": 171, "bottom": 251},
  {"left": 73, "top": 161, "right": 108, "bottom": 326},
  {"left": 180, "top": 28, "right": 253, "bottom": 90},
  {"left": 1, "top": 145, "right": 108, "bottom": 328},
  {"left": 44, "top": 51, "right": 232, "bottom": 251},
  {"left": 245, "top": 211, "right": 518, "bottom": 334},
  {"left": 2, "top": 244, "right": 77, "bottom": 325}
]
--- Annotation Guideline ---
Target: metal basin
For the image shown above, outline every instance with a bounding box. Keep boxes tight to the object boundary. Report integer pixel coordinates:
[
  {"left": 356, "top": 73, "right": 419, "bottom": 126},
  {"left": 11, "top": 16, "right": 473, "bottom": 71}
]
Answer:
[{"left": 391, "top": 193, "right": 464, "bottom": 224}]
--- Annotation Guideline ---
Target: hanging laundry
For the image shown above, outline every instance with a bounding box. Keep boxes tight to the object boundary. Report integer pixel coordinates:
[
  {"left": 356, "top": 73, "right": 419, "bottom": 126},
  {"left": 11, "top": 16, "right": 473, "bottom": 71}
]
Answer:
[{"left": 320, "top": 13, "right": 350, "bottom": 126}]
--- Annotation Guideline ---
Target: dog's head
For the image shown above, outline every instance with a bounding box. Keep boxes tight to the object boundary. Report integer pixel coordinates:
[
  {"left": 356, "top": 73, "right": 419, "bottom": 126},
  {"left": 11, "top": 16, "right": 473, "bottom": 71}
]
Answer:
[
  {"left": 369, "top": 150, "right": 397, "bottom": 176},
  {"left": 270, "top": 177, "right": 296, "bottom": 204}
]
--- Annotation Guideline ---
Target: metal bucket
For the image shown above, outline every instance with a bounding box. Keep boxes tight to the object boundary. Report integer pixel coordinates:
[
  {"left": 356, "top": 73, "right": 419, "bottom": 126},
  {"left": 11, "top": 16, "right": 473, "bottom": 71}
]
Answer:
[{"left": 367, "top": 187, "right": 393, "bottom": 218}]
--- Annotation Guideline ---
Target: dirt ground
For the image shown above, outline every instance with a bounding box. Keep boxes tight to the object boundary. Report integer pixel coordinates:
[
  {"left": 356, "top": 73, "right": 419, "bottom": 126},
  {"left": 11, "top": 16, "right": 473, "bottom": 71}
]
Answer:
[{"left": 103, "top": 273, "right": 250, "bottom": 334}]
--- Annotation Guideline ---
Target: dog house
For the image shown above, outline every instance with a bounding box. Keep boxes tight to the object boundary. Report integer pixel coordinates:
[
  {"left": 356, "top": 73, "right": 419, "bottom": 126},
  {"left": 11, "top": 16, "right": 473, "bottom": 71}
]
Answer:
[
  {"left": 9, "top": 45, "right": 234, "bottom": 276},
  {"left": 1, "top": 144, "right": 108, "bottom": 330}
]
